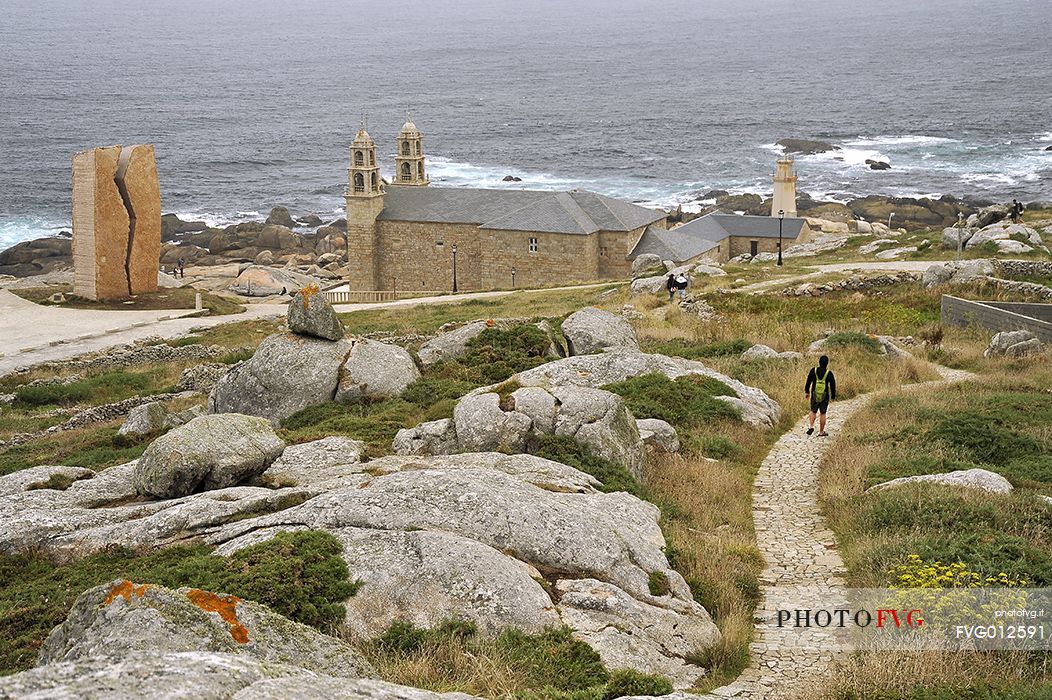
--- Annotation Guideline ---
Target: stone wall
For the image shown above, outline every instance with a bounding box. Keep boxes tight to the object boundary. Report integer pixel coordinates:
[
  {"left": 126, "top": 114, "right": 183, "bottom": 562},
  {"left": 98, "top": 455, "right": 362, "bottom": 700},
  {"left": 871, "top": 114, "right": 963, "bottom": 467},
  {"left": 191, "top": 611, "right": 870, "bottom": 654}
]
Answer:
[
  {"left": 728, "top": 236, "right": 784, "bottom": 258},
  {"left": 941, "top": 295, "right": 1052, "bottom": 342},
  {"left": 358, "top": 220, "right": 627, "bottom": 292}
]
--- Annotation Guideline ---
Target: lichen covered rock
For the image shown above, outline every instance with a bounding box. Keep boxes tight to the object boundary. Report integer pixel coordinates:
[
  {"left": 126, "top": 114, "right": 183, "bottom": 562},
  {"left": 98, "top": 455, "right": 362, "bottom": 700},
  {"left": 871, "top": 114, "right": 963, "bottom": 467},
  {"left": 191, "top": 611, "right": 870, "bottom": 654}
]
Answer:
[
  {"left": 561, "top": 307, "right": 640, "bottom": 355},
  {"left": 287, "top": 285, "right": 345, "bottom": 341},
  {"left": 209, "top": 333, "right": 352, "bottom": 423},
  {"left": 134, "top": 414, "right": 285, "bottom": 498}
]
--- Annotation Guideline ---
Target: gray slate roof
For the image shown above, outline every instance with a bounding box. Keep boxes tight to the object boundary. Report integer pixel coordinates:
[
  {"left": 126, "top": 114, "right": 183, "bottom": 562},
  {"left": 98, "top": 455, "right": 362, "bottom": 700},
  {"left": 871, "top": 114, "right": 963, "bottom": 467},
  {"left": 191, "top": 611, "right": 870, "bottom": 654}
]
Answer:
[
  {"left": 631, "top": 213, "right": 806, "bottom": 262},
  {"left": 632, "top": 224, "right": 720, "bottom": 262},
  {"left": 679, "top": 213, "right": 806, "bottom": 240},
  {"left": 378, "top": 186, "right": 665, "bottom": 235}
]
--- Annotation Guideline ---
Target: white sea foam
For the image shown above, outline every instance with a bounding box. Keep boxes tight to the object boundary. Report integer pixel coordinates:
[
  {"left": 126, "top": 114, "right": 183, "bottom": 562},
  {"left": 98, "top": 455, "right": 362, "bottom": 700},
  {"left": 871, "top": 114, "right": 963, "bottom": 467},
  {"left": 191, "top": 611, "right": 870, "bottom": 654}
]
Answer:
[{"left": 844, "top": 135, "right": 960, "bottom": 147}]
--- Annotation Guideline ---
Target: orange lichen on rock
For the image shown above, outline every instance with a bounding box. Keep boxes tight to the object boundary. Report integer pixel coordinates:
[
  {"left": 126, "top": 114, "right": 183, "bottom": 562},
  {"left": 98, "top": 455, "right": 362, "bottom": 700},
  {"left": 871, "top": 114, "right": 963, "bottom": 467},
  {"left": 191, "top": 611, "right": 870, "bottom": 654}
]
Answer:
[
  {"left": 103, "top": 580, "right": 152, "bottom": 605},
  {"left": 300, "top": 282, "right": 321, "bottom": 310},
  {"left": 186, "top": 589, "right": 250, "bottom": 644}
]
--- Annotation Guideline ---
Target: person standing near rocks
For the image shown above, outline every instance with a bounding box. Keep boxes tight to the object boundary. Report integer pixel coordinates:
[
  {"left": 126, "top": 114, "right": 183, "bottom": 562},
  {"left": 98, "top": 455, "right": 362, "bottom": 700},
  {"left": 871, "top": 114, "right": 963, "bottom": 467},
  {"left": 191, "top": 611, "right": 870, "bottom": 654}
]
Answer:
[
  {"left": 177, "top": 258, "right": 185, "bottom": 279},
  {"left": 805, "top": 355, "right": 836, "bottom": 437},
  {"left": 674, "top": 273, "right": 689, "bottom": 300},
  {"left": 666, "top": 274, "right": 676, "bottom": 303}
]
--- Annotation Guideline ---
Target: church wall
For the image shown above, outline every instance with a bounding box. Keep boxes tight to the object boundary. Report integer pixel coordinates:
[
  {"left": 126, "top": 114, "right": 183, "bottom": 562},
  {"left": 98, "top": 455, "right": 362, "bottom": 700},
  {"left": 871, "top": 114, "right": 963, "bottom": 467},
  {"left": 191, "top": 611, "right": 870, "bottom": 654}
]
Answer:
[
  {"left": 369, "top": 221, "right": 605, "bottom": 292},
  {"left": 597, "top": 229, "right": 638, "bottom": 279},
  {"left": 477, "top": 228, "right": 600, "bottom": 290}
]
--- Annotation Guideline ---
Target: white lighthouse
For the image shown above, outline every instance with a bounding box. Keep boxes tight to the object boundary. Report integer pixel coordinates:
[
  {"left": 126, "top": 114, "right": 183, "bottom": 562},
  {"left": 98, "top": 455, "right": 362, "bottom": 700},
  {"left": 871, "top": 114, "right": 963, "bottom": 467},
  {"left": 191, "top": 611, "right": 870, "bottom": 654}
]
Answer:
[{"left": 771, "top": 157, "right": 798, "bottom": 218}]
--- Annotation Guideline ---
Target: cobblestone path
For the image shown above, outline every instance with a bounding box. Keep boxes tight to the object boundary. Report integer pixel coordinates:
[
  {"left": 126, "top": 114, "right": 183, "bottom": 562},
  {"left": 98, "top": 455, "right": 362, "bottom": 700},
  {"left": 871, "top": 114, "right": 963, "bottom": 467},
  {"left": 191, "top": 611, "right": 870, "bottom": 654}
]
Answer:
[{"left": 705, "top": 365, "right": 971, "bottom": 699}]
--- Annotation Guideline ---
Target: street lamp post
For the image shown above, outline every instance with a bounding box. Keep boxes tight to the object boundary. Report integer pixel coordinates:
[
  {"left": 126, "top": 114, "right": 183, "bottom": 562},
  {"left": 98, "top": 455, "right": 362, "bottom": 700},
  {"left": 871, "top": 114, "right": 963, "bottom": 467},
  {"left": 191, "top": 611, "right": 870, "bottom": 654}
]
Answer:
[
  {"left": 888, "top": 212, "right": 895, "bottom": 231},
  {"left": 956, "top": 212, "right": 965, "bottom": 261},
  {"left": 451, "top": 243, "right": 459, "bottom": 293},
  {"left": 777, "top": 209, "right": 784, "bottom": 267},
  {"left": 511, "top": 267, "right": 516, "bottom": 288}
]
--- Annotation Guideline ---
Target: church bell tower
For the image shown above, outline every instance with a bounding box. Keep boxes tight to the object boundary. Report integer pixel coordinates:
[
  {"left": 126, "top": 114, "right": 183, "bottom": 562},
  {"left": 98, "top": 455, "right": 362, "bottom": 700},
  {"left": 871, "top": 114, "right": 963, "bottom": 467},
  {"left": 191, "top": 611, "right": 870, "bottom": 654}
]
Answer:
[
  {"left": 393, "top": 115, "right": 429, "bottom": 186},
  {"left": 345, "top": 125, "right": 384, "bottom": 290},
  {"left": 771, "top": 157, "right": 798, "bottom": 218}
]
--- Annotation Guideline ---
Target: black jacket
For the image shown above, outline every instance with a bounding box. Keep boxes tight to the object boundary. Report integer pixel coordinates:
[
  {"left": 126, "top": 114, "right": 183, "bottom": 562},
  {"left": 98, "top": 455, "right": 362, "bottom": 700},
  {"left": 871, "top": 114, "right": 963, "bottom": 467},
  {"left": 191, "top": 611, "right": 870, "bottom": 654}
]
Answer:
[{"left": 805, "top": 367, "right": 836, "bottom": 401}]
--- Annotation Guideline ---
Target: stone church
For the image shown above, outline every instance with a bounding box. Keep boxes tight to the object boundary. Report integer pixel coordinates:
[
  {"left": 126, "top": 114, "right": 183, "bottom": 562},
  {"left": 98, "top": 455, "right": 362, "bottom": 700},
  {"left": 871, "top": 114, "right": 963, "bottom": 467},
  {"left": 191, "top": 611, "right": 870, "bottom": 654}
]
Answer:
[
  {"left": 344, "top": 120, "right": 809, "bottom": 292},
  {"left": 344, "top": 120, "right": 668, "bottom": 292}
]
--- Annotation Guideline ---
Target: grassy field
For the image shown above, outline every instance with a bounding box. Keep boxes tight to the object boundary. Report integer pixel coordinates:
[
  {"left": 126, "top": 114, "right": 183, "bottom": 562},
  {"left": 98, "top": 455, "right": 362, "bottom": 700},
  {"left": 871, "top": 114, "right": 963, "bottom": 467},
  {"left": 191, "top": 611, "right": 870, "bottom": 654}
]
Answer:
[{"left": 813, "top": 359, "right": 1052, "bottom": 698}]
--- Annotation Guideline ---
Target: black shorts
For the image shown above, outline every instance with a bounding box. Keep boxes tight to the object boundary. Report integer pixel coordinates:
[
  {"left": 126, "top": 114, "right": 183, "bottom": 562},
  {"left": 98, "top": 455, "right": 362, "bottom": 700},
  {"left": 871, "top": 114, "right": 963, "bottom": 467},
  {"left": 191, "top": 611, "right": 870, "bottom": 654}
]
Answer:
[{"left": 810, "top": 397, "right": 830, "bottom": 414}]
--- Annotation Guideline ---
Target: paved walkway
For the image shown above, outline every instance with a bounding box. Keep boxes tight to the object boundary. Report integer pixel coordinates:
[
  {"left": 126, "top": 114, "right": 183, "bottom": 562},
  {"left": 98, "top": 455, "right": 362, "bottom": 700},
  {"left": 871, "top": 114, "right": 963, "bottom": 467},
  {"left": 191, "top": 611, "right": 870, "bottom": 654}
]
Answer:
[
  {"left": 728, "top": 260, "right": 938, "bottom": 295},
  {"left": 0, "top": 282, "right": 614, "bottom": 376},
  {"left": 710, "top": 363, "right": 971, "bottom": 699}
]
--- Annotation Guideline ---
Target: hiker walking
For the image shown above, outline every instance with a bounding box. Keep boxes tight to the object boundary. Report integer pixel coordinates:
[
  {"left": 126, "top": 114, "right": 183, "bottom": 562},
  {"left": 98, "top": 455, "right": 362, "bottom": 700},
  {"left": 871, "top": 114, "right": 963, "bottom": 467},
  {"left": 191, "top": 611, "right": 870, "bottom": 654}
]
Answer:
[
  {"left": 805, "top": 355, "right": 836, "bottom": 437},
  {"left": 177, "top": 258, "right": 185, "bottom": 278},
  {"left": 666, "top": 273, "right": 676, "bottom": 302},
  {"left": 1012, "top": 199, "right": 1024, "bottom": 223},
  {"left": 673, "top": 272, "right": 689, "bottom": 300}
]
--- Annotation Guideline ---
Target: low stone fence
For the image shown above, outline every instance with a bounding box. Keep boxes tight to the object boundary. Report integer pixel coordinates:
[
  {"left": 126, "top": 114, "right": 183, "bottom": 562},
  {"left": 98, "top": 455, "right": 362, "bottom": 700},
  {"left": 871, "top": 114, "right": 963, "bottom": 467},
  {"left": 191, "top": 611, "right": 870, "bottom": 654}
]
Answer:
[
  {"left": 324, "top": 290, "right": 447, "bottom": 304},
  {"left": 997, "top": 260, "right": 1052, "bottom": 280},
  {"left": 941, "top": 295, "right": 1052, "bottom": 342}
]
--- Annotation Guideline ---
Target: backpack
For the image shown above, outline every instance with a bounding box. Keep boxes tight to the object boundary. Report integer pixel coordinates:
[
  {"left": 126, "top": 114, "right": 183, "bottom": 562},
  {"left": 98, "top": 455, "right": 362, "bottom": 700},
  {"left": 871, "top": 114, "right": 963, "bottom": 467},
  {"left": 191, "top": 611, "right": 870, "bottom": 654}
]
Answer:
[
  {"left": 813, "top": 367, "right": 828, "bottom": 401},
  {"left": 675, "top": 275, "right": 687, "bottom": 286}
]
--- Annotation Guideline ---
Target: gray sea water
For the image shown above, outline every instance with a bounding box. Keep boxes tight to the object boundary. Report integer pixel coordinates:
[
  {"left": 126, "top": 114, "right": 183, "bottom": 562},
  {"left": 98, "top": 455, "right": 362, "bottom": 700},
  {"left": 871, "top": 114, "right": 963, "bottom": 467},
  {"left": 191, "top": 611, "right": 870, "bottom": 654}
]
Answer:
[{"left": 1, "top": 0, "right": 1051, "bottom": 249}]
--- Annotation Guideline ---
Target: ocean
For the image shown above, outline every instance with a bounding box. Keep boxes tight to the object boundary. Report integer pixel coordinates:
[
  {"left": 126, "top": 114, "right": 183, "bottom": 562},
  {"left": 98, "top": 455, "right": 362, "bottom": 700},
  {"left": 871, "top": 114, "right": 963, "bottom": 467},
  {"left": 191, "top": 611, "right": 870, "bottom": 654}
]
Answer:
[{"left": 1, "top": 0, "right": 1050, "bottom": 250}]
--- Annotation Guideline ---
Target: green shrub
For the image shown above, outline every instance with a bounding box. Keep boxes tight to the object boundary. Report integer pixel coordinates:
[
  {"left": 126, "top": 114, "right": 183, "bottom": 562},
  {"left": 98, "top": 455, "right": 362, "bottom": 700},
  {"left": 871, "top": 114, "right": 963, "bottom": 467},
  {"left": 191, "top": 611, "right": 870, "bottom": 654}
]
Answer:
[
  {"left": 427, "top": 325, "right": 554, "bottom": 387},
  {"left": 498, "top": 627, "right": 609, "bottom": 692},
  {"left": 401, "top": 377, "right": 476, "bottom": 409},
  {"left": 218, "top": 348, "right": 254, "bottom": 365},
  {"left": 834, "top": 682, "right": 1052, "bottom": 700},
  {"left": 280, "top": 399, "right": 421, "bottom": 458},
  {"left": 821, "top": 331, "right": 883, "bottom": 354},
  {"left": 602, "top": 669, "right": 673, "bottom": 699},
  {"left": 602, "top": 373, "right": 738, "bottom": 428},
  {"left": 851, "top": 488, "right": 1052, "bottom": 586},
  {"left": 14, "top": 370, "right": 161, "bottom": 408},
  {"left": 0, "top": 531, "right": 356, "bottom": 674},
  {"left": 0, "top": 426, "right": 151, "bottom": 477},
  {"left": 532, "top": 435, "right": 640, "bottom": 496},
  {"left": 927, "top": 413, "right": 1041, "bottom": 465},
  {"left": 641, "top": 338, "right": 751, "bottom": 360}
]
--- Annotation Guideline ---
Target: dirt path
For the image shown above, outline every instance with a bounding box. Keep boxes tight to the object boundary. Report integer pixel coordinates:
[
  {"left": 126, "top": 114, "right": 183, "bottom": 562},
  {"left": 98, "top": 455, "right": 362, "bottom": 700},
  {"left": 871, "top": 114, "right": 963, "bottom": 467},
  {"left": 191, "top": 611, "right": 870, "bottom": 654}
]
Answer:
[
  {"left": 727, "top": 260, "right": 938, "bottom": 295},
  {"left": 709, "top": 362, "right": 971, "bottom": 699},
  {"left": 0, "top": 282, "right": 614, "bottom": 376}
]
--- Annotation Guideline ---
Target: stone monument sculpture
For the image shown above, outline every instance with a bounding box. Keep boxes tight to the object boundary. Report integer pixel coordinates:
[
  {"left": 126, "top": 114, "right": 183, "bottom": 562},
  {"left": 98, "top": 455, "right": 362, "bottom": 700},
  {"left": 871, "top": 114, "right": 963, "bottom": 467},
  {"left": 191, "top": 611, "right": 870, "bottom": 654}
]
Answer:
[{"left": 72, "top": 144, "right": 161, "bottom": 300}]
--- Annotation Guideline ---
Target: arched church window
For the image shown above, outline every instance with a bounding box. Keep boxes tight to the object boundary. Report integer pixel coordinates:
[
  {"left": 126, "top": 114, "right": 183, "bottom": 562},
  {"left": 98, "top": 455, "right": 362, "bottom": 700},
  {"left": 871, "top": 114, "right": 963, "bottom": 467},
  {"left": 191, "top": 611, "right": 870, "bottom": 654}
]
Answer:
[
  {"left": 354, "top": 151, "right": 363, "bottom": 166},
  {"left": 415, "top": 142, "right": 421, "bottom": 155},
  {"left": 371, "top": 172, "right": 378, "bottom": 189},
  {"left": 401, "top": 162, "right": 412, "bottom": 181},
  {"left": 370, "top": 151, "right": 375, "bottom": 166},
  {"left": 402, "top": 141, "right": 411, "bottom": 156},
  {"left": 353, "top": 172, "right": 365, "bottom": 193}
]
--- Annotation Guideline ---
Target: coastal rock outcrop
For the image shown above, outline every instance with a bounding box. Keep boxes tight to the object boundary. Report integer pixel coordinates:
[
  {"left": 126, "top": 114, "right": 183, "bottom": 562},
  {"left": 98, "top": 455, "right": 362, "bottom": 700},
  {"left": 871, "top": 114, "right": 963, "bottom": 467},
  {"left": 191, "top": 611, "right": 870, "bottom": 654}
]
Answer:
[
  {"left": 39, "top": 579, "right": 374, "bottom": 677},
  {"left": 395, "top": 384, "right": 645, "bottom": 477},
  {"left": 984, "top": 330, "right": 1043, "bottom": 358},
  {"left": 636, "top": 418, "right": 680, "bottom": 452},
  {"left": 337, "top": 339, "right": 420, "bottom": 403},
  {"left": 287, "top": 285, "right": 345, "bottom": 340},
  {"left": 133, "top": 413, "right": 285, "bottom": 498},
  {"left": 265, "top": 206, "right": 297, "bottom": 228},
  {"left": 0, "top": 445, "right": 720, "bottom": 688},
  {"left": 921, "top": 259, "right": 996, "bottom": 288},
  {"left": 512, "top": 350, "right": 780, "bottom": 427},
  {"left": 776, "top": 138, "right": 839, "bottom": 155},
  {"left": 631, "top": 253, "right": 663, "bottom": 275},
  {"left": 0, "top": 654, "right": 467, "bottom": 700},
  {"left": 561, "top": 307, "right": 640, "bottom": 355},
  {"left": 209, "top": 333, "right": 352, "bottom": 423},
  {"left": 868, "top": 468, "right": 1013, "bottom": 495},
  {"left": 740, "top": 344, "right": 803, "bottom": 362}
]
